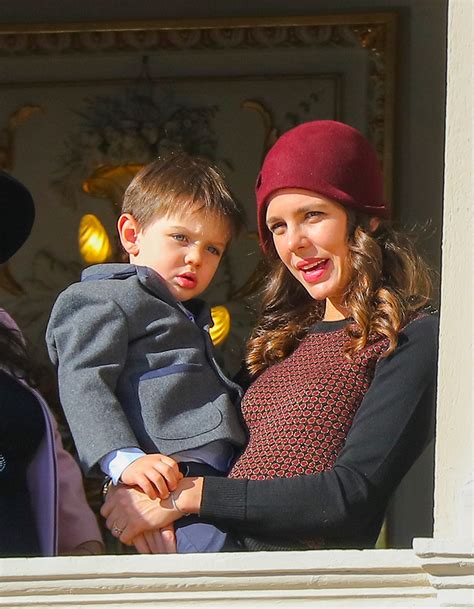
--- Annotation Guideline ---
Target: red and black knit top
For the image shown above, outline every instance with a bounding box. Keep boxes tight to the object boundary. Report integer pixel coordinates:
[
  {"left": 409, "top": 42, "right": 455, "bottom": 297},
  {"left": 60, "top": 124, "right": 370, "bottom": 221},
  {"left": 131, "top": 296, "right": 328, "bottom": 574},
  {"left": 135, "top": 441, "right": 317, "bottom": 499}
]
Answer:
[
  {"left": 229, "top": 322, "right": 388, "bottom": 481},
  {"left": 200, "top": 314, "right": 438, "bottom": 550}
]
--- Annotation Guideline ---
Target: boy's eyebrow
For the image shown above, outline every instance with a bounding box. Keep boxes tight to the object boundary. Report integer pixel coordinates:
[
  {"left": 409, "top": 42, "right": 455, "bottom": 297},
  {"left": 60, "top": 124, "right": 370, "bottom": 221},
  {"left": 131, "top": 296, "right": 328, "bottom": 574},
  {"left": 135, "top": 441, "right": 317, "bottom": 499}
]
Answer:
[
  {"left": 168, "top": 225, "right": 228, "bottom": 247},
  {"left": 168, "top": 225, "right": 192, "bottom": 231}
]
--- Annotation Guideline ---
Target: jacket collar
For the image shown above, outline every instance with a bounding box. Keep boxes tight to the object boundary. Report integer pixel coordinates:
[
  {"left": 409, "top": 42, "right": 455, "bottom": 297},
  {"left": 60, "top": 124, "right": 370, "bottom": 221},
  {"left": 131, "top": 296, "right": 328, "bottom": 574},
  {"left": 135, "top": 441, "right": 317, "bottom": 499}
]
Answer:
[{"left": 81, "top": 263, "right": 212, "bottom": 329}]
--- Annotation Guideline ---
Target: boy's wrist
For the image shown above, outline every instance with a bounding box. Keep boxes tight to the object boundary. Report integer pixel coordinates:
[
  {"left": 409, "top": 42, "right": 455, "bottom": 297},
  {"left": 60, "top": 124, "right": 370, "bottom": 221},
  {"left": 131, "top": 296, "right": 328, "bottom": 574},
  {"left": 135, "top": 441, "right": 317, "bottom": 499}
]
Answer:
[{"left": 100, "top": 447, "right": 145, "bottom": 484}]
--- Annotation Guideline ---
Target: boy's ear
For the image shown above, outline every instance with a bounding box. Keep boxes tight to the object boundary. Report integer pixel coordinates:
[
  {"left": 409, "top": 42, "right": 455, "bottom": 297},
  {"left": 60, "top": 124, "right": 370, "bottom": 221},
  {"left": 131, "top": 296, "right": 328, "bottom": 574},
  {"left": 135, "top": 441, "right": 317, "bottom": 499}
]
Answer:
[{"left": 117, "top": 213, "right": 141, "bottom": 256}]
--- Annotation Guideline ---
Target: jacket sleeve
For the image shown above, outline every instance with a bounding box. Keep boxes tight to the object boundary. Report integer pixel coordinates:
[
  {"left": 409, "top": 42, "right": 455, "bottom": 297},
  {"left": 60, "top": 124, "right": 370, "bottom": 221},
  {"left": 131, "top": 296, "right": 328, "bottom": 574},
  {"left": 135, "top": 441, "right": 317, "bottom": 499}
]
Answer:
[
  {"left": 52, "top": 418, "right": 104, "bottom": 553},
  {"left": 200, "top": 315, "right": 438, "bottom": 540},
  {"left": 46, "top": 284, "right": 139, "bottom": 473}
]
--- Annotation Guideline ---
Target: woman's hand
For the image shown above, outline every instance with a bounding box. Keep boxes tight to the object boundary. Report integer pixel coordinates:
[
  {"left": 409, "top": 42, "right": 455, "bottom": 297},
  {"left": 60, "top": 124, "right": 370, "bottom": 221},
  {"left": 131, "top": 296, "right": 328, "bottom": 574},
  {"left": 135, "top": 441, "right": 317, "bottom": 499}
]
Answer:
[
  {"left": 100, "top": 477, "right": 203, "bottom": 545},
  {"left": 65, "top": 540, "right": 105, "bottom": 555},
  {"left": 101, "top": 483, "right": 179, "bottom": 545},
  {"left": 133, "top": 526, "right": 177, "bottom": 554}
]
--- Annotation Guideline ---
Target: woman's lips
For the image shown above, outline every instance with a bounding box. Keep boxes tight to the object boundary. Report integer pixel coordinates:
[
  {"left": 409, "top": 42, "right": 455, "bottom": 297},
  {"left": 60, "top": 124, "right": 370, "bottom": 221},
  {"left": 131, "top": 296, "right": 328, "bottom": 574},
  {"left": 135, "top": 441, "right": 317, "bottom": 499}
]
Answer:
[
  {"left": 176, "top": 273, "right": 197, "bottom": 289},
  {"left": 298, "top": 259, "right": 330, "bottom": 283}
]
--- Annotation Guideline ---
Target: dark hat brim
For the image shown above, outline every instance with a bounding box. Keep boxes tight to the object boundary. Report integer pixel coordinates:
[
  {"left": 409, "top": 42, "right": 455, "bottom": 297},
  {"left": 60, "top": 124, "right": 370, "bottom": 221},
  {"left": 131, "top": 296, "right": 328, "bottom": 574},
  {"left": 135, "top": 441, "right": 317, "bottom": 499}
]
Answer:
[{"left": 0, "top": 170, "right": 36, "bottom": 264}]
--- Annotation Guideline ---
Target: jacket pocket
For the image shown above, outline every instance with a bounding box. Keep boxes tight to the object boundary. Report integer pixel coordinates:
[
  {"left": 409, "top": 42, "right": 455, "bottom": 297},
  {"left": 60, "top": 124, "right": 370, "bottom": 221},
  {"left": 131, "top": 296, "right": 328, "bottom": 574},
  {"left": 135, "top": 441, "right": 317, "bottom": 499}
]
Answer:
[
  {"left": 139, "top": 363, "right": 202, "bottom": 380},
  {"left": 135, "top": 364, "right": 225, "bottom": 441}
]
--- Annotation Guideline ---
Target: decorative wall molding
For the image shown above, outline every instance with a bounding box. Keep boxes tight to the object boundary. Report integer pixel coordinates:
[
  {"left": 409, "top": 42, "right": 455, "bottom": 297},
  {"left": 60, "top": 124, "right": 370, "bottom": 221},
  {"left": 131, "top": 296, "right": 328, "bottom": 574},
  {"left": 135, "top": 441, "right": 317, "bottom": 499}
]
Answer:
[
  {"left": 0, "top": 549, "right": 438, "bottom": 608},
  {"left": 2, "top": 546, "right": 471, "bottom": 607},
  {"left": 0, "top": 15, "right": 396, "bottom": 187},
  {"left": 414, "top": 538, "right": 474, "bottom": 608},
  {"left": 0, "top": 16, "right": 395, "bottom": 54}
]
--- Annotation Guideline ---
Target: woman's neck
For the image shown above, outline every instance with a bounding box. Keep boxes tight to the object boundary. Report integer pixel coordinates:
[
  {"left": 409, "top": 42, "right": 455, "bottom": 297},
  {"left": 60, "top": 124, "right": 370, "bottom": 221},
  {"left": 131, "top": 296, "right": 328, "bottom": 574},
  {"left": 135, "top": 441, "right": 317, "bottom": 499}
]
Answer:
[{"left": 323, "top": 298, "right": 350, "bottom": 321}]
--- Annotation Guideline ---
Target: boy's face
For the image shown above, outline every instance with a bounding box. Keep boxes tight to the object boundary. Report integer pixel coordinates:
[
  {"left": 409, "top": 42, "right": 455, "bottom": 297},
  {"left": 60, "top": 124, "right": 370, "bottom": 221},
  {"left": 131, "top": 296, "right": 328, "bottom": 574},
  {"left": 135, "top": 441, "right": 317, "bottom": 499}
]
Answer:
[{"left": 129, "top": 208, "right": 230, "bottom": 302}]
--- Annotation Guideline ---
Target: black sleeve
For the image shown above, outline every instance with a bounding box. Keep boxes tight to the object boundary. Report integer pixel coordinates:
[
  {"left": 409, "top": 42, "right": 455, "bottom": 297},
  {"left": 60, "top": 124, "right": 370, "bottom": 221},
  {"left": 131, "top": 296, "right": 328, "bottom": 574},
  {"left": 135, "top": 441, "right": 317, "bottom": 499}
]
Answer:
[
  {"left": 200, "top": 315, "right": 438, "bottom": 540},
  {"left": 232, "top": 364, "right": 253, "bottom": 392},
  {"left": 0, "top": 372, "right": 45, "bottom": 555},
  {"left": 0, "top": 371, "right": 45, "bottom": 476}
]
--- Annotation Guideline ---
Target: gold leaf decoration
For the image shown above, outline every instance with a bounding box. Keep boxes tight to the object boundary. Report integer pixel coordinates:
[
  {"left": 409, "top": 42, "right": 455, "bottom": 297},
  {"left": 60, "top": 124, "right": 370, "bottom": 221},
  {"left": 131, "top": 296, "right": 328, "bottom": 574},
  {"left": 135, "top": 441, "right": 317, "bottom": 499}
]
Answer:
[
  {"left": 1, "top": 105, "right": 42, "bottom": 170},
  {"left": 82, "top": 164, "right": 144, "bottom": 210},
  {"left": 78, "top": 214, "right": 112, "bottom": 264},
  {"left": 209, "top": 305, "right": 231, "bottom": 346},
  {"left": 241, "top": 99, "right": 279, "bottom": 159},
  {"left": 0, "top": 263, "right": 24, "bottom": 295}
]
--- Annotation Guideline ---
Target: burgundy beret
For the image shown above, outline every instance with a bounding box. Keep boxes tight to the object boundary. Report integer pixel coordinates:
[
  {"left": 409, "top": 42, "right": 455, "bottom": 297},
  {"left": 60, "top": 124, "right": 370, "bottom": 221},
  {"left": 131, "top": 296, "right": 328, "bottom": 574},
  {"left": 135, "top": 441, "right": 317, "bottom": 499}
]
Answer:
[
  {"left": 255, "top": 120, "right": 389, "bottom": 252},
  {"left": 0, "top": 170, "right": 35, "bottom": 263}
]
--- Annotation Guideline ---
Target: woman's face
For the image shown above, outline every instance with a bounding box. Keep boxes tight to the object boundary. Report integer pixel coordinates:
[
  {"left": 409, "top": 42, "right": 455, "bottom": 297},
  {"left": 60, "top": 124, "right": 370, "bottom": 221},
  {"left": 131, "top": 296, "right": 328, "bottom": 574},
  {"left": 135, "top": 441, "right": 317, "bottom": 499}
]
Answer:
[{"left": 266, "top": 189, "right": 351, "bottom": 319}]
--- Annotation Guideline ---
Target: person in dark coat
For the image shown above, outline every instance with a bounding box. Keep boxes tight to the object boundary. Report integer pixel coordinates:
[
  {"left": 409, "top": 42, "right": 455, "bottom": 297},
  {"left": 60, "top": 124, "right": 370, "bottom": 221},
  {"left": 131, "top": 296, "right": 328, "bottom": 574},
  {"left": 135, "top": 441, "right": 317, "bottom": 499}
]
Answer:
[{"left": 0, "top": 170, "right": 103, "bottom": 556}]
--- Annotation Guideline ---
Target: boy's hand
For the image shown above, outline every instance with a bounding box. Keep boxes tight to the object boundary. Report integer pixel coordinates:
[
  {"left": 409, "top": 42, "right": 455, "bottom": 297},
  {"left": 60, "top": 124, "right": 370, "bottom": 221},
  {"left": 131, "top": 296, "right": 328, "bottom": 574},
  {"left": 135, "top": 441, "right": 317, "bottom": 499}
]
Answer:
[{"left": 120, "top": 454, "right": 182, "bottom": 500}]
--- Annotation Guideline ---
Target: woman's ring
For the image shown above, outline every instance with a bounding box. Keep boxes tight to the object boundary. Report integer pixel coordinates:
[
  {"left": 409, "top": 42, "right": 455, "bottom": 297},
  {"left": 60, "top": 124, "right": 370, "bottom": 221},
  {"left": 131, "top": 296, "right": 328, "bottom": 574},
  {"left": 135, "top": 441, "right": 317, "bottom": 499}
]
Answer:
[{"left": 112, "top": 524, "right": 124, "bottom": 536}]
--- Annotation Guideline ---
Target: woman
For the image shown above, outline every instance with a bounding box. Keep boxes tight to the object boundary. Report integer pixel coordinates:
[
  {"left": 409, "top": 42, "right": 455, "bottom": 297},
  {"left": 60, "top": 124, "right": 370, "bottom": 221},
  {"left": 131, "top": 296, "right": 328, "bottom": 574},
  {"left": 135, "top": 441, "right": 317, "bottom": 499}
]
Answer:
[
  {"left": 101, "top": 120, "right": 438, "bottom": 552},
  {"left": 0, "top": 169, "right": 104, "bottom": 556}
]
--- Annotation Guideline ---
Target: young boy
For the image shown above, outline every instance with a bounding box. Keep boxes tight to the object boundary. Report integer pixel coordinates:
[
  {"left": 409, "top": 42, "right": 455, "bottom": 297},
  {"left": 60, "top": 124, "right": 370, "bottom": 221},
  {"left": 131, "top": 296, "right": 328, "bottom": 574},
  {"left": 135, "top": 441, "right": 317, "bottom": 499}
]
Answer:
[{"left": 46, "top": 152, "right": 247, "bottom": 553}]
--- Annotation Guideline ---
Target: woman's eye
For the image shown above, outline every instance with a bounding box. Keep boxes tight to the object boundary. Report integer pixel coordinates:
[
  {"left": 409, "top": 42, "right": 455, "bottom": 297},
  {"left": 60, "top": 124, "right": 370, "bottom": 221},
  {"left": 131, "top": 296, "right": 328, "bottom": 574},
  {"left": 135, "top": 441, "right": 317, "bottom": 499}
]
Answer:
[
  {"left": 269, "top": 222, "right": 285, "bottom": 234},
  {"left": 306, "top": 210, "right": 324, "bottom": 220}
]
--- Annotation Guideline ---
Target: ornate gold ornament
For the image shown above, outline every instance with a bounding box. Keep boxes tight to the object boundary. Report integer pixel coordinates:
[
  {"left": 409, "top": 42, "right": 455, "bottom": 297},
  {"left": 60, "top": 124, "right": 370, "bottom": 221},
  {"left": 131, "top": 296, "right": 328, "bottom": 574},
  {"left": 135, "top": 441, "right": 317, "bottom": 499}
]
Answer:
[
  {"left": 0, "top": 263, "right": 25, "bottom": 295},
  {"left": 78, "top": 214, "right": 113, "bottom": 264},
  {"left": 82, "top": 164, "right": 144, "bottom": 211},
  {"left": 241, "top": 100, "right": 279, "bottom": 161},
  {"left": 0, "top": 105, "right": 41, "bottom": 171},
  {"left": 209, "top": 305, "right": 231, "bottom": 347}
]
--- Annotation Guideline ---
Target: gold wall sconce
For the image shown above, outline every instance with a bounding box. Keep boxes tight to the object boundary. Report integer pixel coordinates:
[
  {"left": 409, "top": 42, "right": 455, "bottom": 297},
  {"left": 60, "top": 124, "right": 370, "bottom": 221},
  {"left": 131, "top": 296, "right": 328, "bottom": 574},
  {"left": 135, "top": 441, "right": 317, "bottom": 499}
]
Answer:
[
  {"left": 209, "top": 305, "right": 231, "bottom": 346},
  {"left": 78, "top": 214, "right": 113, "bottom": 264}
]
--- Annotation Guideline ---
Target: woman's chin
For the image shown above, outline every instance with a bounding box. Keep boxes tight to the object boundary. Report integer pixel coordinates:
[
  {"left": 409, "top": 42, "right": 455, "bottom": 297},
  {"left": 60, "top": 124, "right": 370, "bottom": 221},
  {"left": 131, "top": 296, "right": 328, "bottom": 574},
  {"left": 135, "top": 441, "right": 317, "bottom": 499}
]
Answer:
[{"left": 302, "top": 280, "right": 336, "bottom": 302}]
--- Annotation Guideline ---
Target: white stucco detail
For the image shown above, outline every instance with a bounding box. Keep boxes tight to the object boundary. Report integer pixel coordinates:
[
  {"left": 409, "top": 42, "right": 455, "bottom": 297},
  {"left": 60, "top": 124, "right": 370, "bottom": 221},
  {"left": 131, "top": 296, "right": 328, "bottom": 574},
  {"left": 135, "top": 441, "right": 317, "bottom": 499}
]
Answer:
[
  {"left": 414, "top": 539, "right": 474, "bottom": 608},
  {"left": 0, "top": 547, "right": 472, "bottom": 608},
  {"left": 412, "top": 1, "right": 474, "bottom": 605},
  {"left": 433, "top": 0, "right": 473, "bottom": 542},
  {"left": 0, "top": 550, "right": 437, "bottom": 608}
]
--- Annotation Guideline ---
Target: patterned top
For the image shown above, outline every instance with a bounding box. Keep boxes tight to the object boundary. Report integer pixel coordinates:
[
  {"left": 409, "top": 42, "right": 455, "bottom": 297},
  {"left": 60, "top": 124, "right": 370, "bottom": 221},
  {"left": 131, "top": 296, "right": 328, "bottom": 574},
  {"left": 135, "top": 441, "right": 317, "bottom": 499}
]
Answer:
[
  {"left": 230, "top": 321, "right": 388, "bottom": 481},
  {"left": 201, "top": 314, "right": 438, "bottom": 550}
]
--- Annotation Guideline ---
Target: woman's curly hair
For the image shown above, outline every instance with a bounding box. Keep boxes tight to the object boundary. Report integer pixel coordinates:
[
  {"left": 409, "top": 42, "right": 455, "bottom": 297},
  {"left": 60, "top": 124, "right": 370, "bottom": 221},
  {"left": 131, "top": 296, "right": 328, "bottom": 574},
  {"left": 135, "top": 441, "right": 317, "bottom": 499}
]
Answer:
[
  {"left": 0, "top": 323, "right": 38, "bottom": 386},
  {"left": 245, "top": 211, "right": 433, "bottom": 377}
]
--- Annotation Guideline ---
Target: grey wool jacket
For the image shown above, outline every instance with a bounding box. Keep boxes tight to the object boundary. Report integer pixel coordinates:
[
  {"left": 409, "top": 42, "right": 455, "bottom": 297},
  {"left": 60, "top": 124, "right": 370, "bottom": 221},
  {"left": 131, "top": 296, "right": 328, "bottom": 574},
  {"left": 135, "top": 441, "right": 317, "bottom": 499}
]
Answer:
[{"left": 46, "top": 263, "right": 247, "bottom": 474}]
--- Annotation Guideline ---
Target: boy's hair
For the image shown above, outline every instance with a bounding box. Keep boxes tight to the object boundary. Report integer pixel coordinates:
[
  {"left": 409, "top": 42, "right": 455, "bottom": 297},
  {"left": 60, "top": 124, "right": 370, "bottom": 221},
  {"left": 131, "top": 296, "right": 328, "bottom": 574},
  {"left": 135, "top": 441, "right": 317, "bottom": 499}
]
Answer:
[{"left": 122, "top": 151, "right": 245, "bottom": 239}]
